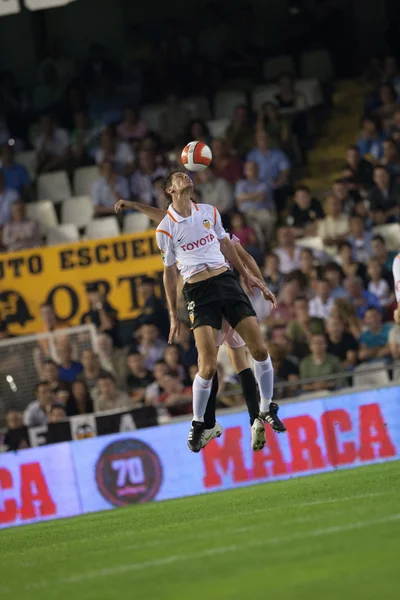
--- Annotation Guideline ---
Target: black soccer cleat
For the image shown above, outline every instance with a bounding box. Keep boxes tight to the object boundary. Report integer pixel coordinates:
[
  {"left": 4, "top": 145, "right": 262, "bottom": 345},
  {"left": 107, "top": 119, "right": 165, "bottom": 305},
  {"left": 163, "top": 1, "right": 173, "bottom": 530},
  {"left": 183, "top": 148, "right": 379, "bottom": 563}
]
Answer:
[
  {"left": 187, "top": 421, "right": 205, "bottom": 452},
  {"left": 259, "top": 402, "right": 286, "bottom": 433}
]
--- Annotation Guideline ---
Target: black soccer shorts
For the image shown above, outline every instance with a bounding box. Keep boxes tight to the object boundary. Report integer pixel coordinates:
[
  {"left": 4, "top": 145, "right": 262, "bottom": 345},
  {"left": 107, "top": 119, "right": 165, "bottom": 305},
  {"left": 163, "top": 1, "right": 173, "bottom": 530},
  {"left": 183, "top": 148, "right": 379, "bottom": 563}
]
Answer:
[{"left": 182, "top": 270, "right": 256, "bottom": 331}]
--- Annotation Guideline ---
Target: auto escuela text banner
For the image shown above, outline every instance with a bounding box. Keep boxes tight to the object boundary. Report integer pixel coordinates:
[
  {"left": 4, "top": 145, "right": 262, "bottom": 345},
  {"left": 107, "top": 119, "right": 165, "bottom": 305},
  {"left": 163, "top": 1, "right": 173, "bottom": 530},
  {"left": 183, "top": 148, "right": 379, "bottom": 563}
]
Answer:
[
  {"left": 0, "top": 231, "right": 163, "bottom": 335},
  {"left": 0, "top": 387, "right": 399, "bottom": 528}
]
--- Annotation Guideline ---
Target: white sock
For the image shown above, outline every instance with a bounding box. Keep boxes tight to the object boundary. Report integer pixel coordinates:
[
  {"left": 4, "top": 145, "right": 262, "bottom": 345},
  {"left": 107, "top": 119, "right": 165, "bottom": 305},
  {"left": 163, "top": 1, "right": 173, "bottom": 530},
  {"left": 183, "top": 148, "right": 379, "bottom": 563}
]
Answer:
[
  {"left": 254, "top": 356, "right": 274, "bottom": 412},
  {"left": 192, "top": 373, "right": 213, "bottom": 422}
]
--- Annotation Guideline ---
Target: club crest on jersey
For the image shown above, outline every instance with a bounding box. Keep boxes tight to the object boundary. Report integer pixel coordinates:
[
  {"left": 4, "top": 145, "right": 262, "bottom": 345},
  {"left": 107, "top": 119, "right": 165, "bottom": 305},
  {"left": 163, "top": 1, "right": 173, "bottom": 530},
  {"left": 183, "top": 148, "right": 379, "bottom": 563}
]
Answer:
[
  {"left": 203, "top": 219, "right": 211, "bottom": 230},
  {"left": 187, "top": 301, "right": 195, "bottom": 324}
]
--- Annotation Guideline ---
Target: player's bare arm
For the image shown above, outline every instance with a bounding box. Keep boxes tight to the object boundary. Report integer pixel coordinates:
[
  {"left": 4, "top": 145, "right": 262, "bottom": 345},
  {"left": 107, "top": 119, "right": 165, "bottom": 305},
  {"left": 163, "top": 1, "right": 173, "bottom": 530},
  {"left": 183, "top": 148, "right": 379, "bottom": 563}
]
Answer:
[
  {"left": 163, "top": 264, "right": 181, "bottom": 343},
  {"left": 115, "top": 199, "right": 166, "bottom": 225},
  {"left": 235, "top": 243, "right": 277, "bottom": 308},
  {"left": 219, "top": 236, "right": 267, "bottom": 295}
]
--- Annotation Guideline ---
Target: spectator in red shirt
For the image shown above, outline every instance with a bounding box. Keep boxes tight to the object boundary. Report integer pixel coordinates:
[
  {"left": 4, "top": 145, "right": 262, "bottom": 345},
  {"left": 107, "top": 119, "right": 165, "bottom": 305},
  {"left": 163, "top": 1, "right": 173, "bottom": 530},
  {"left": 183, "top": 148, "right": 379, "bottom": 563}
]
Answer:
[
  {"left": 211, "top": 137, "right": 243, "bottom": 184},
  {"left": 157, "top": 372, "right": 192, "bottom": 416}
]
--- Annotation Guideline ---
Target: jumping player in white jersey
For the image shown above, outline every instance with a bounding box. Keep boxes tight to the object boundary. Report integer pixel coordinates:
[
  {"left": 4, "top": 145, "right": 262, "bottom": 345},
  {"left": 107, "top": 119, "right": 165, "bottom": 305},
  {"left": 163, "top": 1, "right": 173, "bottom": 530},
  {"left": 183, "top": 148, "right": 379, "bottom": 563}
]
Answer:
[
  {"left": 393, "top": 253, "right": 400, "bottom": 324},
  {"left": 115, "top": 173, "right": 285, "bottom": 452}
]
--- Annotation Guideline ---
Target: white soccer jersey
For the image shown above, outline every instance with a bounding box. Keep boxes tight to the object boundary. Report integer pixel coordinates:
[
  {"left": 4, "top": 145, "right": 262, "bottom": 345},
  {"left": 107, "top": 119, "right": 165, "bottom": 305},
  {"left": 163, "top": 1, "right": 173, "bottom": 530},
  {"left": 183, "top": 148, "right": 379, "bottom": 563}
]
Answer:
[
  {"left": 393, "top": 253, "right": 400, "bottom": 302},
  {"left": 156, "top": 202, "right": 228, "bottom": 282}
]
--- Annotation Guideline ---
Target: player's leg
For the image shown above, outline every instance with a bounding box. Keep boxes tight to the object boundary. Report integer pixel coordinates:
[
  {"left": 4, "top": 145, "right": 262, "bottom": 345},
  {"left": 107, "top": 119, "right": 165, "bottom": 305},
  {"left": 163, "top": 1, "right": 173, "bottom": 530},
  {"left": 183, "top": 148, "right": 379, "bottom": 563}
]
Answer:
[
  {"left": 234, "top": 316, "right": 285, "bottom": 432},
  {"left": 202, "top": 370, "right": 223, "bottom": 448}
]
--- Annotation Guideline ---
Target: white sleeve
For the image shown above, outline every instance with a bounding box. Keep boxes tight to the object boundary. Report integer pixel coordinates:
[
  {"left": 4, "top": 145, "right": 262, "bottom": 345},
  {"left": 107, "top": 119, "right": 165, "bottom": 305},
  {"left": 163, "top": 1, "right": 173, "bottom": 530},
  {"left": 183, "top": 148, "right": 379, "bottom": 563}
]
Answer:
[
  {"left": 156, "top": 229, "right": 176, "bottom": 266},
  {"left": 212, "top": 207, "right": 228, "bottom": 240},
  {"left": 393, "top": 254, "right": 400, "bottom": 302}
]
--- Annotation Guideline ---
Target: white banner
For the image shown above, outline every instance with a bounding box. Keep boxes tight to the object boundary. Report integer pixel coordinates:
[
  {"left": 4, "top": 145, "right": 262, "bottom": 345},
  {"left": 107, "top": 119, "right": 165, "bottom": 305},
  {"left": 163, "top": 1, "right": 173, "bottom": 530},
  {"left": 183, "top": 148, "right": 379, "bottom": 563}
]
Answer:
[
  {"left": 24, "top": 0, "right": 76, "bottom": 9},
  {"left": 0, "top": 0, "right": 20, "bottom": 16}
]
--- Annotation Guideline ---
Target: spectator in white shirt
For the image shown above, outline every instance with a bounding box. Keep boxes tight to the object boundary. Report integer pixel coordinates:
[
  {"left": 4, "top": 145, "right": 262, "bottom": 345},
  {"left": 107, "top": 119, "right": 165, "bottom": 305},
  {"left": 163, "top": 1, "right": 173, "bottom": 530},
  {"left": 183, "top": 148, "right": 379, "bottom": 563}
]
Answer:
[
  {"left": 35, "top": 115, "right": 70, "bottom": 174},
  {"left": 318, "top": 194, "right": 350, "bottom": 251},
  {"left": 130, "top": 150, "right": 166, "bottom": 205},
  {"left": 195, "top": 168, "right": 233, "bottom": 216},
  {"left": 24, "top": 381, "right": 53, "bottom": 427},
  {"left": 235, "top": 160, "right": 276, "bottom": 239},
  {"left": 309, "top": 279, "right": 334, "bottom": 320},
  {"left": 2, "top": 200, "right": 41, "bottom": 251},
  {"left": 274, "top": 226, "right": 301, "bottom": 274},
  {"left": 367, "top": 257, "right": 394, "bottom": 307},
  {"left": 94, "top": 126, "right": 135, "bottom": 175},
  {"left": 137, "top": 323, "right": 167, "bottom": 371},
  {"left": 0, "top": 170, "right": 19, "bottom": 229},
  {"left": 91, "top": 160, "right": 130, "bottom": 216}
]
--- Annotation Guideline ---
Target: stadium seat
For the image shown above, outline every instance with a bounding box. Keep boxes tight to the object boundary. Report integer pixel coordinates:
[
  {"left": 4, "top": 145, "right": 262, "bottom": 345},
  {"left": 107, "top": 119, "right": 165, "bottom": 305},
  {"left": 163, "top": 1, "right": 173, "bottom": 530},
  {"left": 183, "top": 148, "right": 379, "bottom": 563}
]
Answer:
[
  {"left": 26, "top": 200, "right": 58, "bottom": 234},
  {"left": 213, "top": 90, "right": 247, "bottom": 120},
  {"left": 372, "top": 223, "right": 400, "bottom": 252},
  {"left": 85, "top": 217, "right": 120, "bottom": 240},
  {"left": 251, "top": 86, "right": 277, "bottom": 111},
  {"left": 46, "top": 224, "right": 80, "bottom": 245},
  {"left": 300, "top": 50, "right": 334, "bottom": 83},
  {"left": 141, "top": 104, "right": 165, "bottom": 133},
  {"left": 296, "top": 237, "right": 326, "bottom": 252},
  {"left": 182, "top": 96, "right": 211, "bottom": 120},
  {"left": 352, "top": 362, "right": 390, "bottom": 388},
  {"left": 123, "top": 213, "right": 150, "bottom": 234},
  {"left": 73, "top": 166, "right": 99, "bottom": 196},
  {"left": 263, "top": 55, "right": 295, "bottom": 81},
  {"left": 207, "top": 118, "right": 230, "bottom": 138},
  {"left": 61, "top": 196, "right": 94, "bottom": 228},
  {"left": 37, "top": 171, "right": 71, "bottom": 203},
  {"left": 15, "top": 150, "right": 37, "bottom": 180}
]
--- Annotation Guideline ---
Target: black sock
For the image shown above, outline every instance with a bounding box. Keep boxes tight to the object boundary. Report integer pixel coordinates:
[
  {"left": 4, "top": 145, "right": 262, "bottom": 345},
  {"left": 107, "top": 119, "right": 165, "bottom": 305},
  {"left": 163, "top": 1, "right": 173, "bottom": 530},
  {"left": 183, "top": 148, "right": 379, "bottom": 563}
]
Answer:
[
  {"left": 238, "top": 368, "right": 260, "bottom": 425},
  {"left": 203, "top": 371, "right": 218, "bottom": 429}
]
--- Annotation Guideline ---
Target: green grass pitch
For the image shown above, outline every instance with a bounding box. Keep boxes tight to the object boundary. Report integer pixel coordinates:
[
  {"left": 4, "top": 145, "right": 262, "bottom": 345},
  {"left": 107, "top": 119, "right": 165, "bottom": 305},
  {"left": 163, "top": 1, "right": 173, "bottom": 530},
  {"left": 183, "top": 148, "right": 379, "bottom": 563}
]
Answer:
[{"left": 1, "top": 461, "right": 399, "bottom": 600}]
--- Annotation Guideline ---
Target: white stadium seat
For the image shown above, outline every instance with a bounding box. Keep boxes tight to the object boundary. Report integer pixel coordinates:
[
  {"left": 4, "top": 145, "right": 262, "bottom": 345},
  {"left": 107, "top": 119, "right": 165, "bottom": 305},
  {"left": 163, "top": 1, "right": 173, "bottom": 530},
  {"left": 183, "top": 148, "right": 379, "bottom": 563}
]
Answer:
[
  {"left": 73, "top": 166, "right": 99, "bottom": 196},
  {"left": 141, "top": 104, "right": 165, "bottom": 133},
  {"left": 263, "top": 55, "right": 295, "bottom": 81},
  {"left": 123, "top": 213, "right": 150, "bottom": 234},
  {"left": 37, "top": 171, "right": 71, "bottom": 203},
  {"left": 372, "top": 223, "right": 400, "bottom": 252},
  {"left": 46, "top": 224, "right": 80, "bottom": 246},
  {"left": 26, "top": 200, "right": 58, "bottom": 234},
  {"left": 182, "top": 96, "right": 211, "bottom": 121},
  {"left": 207, "top": 118, "right": 230, "bottom": 138},
  {"left": 213, "top": 90, "right": 247, "bottom": 120},
  {"left": 15, "top": 150, "right": 37, "bottom": 180},
  {"left": 61, "top": 196, "right": 94, "bottom": 228},
  {"left": 251, "top": 79, "right": 322, "bottom": 111},
  {"left": 300, "top": 50, "right": 334, "bottom": 82},
  {"left": 85, "top": 217, "right": 120, "bottom": 240}
]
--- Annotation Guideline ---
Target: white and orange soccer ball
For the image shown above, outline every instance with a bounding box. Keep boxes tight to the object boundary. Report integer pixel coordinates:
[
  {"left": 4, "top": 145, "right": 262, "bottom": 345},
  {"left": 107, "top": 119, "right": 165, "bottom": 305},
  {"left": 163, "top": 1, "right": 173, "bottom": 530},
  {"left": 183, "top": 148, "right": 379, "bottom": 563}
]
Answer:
[{"left": 181, "top": 141, "right": 212, "bottom": 172}]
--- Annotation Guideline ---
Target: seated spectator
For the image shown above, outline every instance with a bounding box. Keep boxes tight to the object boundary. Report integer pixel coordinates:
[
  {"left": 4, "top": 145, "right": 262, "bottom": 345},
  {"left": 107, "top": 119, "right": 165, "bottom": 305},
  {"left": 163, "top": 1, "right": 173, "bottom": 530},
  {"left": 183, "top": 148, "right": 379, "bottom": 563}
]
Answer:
[
  {"left": 346, "top": 215, "right": 372, "bottom": 263},
  {"left": 383, "top": 55, "right": 400, "bottom": 94},
  {"left": 157, "top": 372, "right": 192, "bottom": 416},
  {"left": 35, "top": 115, "right": 70, "bottom": 174},
  {"left": 257, "top": 102, "right": 290, "bottom": 149},
  {"left": 323, "top": 262, "right": 347, "bottom": 299},
  {"left": 48, "top": 403, "right": 67, "bottom": 424},
  {"left": 23, "top": 381, "right": 53, "bottom": 427},
  {"left": 211, "top": 137, "right": 243, "bottom": 185},
  {"left": 91, "top": 159, "right": 130, "bottom": 216},
  {"left": 40, "top": 303, "right": 69, "bottom": 334},
  {"left": 70, "top": 110, "right": 102, "bottom": 165},
  {"left": 371, "top": 234, "right": 397, "bottom": 271},
  {"left": 332, "top": 178, "right": 362, "bottom": 215},
  {"left": 95, "top": 333, "right": 127, "bottom": 388},
  {"left": 176, "top": 322, "right": 197, "bottom": 368},
  {"left": 374, "top": 83, "right": 399, "bottom": 125},
  {"left": 309, "top": 279, "right": 334, "bottom": 320},
  {"left": 130, "top": 149, "right": 166, "bottom": 205},
  {"left": 0, "top": 170, "right": 19, "bottom": 229},
  {"left": 342, "top": 145, "right": 373, "bottom": 187},
  {"left": 145, "top": 360, "right": 170, "bottom": 405},
  {"left": 268, "top": 342, "right": 299, "bottom": 399},
  {"left": 359, "top": 308, "right": 392, "bottom": 363},
  {"left": 368, "top": 166, "right": 400, "bottom": 224},
  {"left": 326, "top": 316, "right": 359, "bottom": 369},
  {"left": 1, "top": 145, "right": 31, "bottom": 199},
  {"left": 345, "top": 275, "right": 381, "bottom": 319},
  {"left": 287, "top": 296, "right": 325, "bottom": 356},
  {"left": 275, "top": 72, "right": 306, "bottom": 114},
  {"left": 287, "top": 186, "right": 324, "bottom": 236},
  {"left": 134, "top": 276, "right": 169, "bottom": 340},
  {"left": 4, "top": 409, "right": 28, "bottom": 451},
  {"left": 300, "top": 334, "right": 342, "bottom": 392},
  {"left": 81, "top": 285, "right": 120, "bottom": 346},
  {"left": 380, "top": 138, "right": 400, "bottom": 177},
  {"left": 125, "top": 351, "right": 154, "bottom": 403},
  {"left": 95, "top": 372, "right": 132, "bottom": 413},
  {"left": 357, "top": 115, "right": 386, "bottom": 161},
  {"left": 117, "top": 107, "right": 147, "bottom": 142},
  {"left": 274, "top": 227, "right": 301, "bottom": 274},
  {"left": 331, "top": 297, "right": 363, "bottom": 340},
  {"left": 195, "top": 168, "right": 233, "bottom": 217},
  {"left": 94, "top": 126, "right": 134, "bottom": 175},
  {"left": 54, "top": 381, "right": 73, "bottom": 409},
  {"left": 265, "top": 281, "right": 298, "bottom": 330},
  {"left": 235, "top": 160, "right": 275, "bottom": 239},
  {"left": 41, "top": 359, "right": 60, "bottom": 392},
  {"left": 164, "top": 344, "right": 186, "bottom": 381},
  {"left": 298, "top": 247, "right": 315, "bottom": 283},
  {"left": 2, "top": 200, "right": 40, "bottom": 252},
  {"left": 389, "top": 108, "right": 400, "bottom": 144},
  {"left": 79, "top": 349, "right": 103, "bottom": 392},
  {"left": 186, "top": 119, "right": 212, "bottom": 147},
  {"left": 230, "top": 212, "right": 258, "bottom": 252},
  {"left": 160, "top": 92, "right": 191, "bottom": 147},
  {"left": 367, "top": 257, "right": 394, "bottom": 307},
  {"left": 263, "top": 253, "right": 285, "bottom": 296},
  {"left": 69, "top": 380, "right": 94, "bottom": 416},
  {"left": 137, "top": 323, "right": 167, "bottom": 371},
  {"left": 225, "top": 104, "right": 254, "bottom": 158},
  {"left": 337, "top": 241, "right": 367, "bottom": 281},
  {"left": 54, "top": 336, "right": 83, "bottom": 383},
  {"left": 318, "top": 194, "right": 349, "bottom": 249}
]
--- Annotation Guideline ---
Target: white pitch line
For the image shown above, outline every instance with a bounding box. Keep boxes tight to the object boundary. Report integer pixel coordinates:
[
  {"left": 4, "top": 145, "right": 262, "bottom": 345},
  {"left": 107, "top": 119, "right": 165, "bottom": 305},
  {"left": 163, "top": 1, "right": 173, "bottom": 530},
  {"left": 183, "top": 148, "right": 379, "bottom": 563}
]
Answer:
[{"left": 12, "top": 511, "right": 400, "bottom": 593}]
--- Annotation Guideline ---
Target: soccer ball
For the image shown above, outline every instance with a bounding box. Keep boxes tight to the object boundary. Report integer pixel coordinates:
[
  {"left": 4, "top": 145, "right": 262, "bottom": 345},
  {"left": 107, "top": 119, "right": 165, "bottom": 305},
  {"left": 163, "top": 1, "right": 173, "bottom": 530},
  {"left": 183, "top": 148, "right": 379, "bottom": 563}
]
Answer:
[{"left": 181, "top": 141, "right": 212, "bottom": 172}]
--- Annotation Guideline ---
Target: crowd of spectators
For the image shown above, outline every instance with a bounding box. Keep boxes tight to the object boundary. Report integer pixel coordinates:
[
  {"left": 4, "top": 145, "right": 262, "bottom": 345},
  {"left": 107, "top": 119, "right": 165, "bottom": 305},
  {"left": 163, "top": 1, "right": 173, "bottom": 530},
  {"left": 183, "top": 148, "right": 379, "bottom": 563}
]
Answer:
[{"left": 1, "top": 12, "right": 400, "bottom": 446}]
